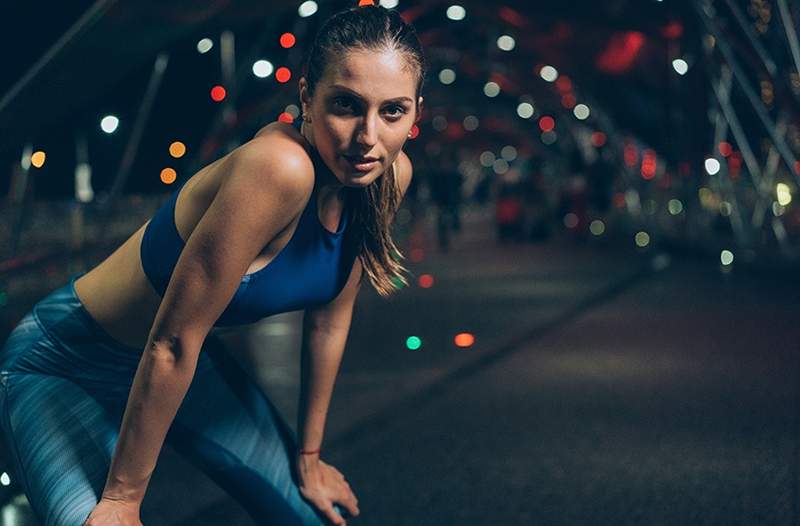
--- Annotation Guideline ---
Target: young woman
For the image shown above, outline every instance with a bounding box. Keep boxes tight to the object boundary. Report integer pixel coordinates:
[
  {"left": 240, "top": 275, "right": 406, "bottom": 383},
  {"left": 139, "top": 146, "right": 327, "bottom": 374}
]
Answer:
[{"left": 0, "top": 5, "right": 425, "bottom": 525}]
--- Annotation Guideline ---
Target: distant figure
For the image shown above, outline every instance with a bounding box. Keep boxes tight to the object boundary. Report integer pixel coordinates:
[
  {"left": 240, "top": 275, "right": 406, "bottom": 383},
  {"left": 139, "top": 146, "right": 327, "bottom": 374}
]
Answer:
[{"left": 428, "top": 151, "right": 463, "bottom": 251}]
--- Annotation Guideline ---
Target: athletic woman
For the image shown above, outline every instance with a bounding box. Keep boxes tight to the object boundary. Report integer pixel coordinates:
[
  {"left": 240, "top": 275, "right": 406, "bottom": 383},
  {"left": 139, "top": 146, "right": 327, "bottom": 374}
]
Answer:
[{"left": 0, "top": 5, "right": 425, "bottom": 525}]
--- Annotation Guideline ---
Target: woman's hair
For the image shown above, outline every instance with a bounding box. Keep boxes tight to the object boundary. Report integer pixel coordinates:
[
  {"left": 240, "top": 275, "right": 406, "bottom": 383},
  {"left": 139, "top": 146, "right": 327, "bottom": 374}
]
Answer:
[{"left": 301, "top": 5, "right": 426, "bottom": 297}]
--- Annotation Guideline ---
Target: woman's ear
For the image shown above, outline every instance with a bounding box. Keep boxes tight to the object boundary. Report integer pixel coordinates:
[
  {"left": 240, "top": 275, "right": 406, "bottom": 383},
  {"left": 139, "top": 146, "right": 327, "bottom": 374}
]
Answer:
[{"left": 298, "top": 77, "right": 311, "bottom": 114}]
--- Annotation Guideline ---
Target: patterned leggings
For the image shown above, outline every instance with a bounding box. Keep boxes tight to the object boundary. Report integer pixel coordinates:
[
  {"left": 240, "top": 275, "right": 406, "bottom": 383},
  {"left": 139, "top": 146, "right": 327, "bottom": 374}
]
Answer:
[{"left": 0, "top": 272, "right": 342, "bottom": 526}]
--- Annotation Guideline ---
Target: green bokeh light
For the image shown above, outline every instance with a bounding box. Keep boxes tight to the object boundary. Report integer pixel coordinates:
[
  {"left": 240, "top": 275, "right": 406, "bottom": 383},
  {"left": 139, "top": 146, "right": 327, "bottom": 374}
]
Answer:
[{"left": 406, "top": 336, "right": 422, "bottom": 350}]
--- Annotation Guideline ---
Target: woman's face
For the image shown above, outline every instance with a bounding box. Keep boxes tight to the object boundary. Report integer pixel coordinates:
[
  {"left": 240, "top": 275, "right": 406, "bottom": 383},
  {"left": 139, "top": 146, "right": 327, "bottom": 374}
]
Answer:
[{"left": 300, "top": 48, "right": 422, "bottom": 188}]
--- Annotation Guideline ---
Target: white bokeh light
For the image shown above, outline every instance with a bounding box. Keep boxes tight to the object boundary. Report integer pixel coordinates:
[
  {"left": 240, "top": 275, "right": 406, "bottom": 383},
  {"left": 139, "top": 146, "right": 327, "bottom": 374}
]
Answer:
[
  {"left": 197, "top": 38, "right": 213, "bottom": 54},
  {"left": 540, "top": 65, "right": 558, "bottom": 82},
  {"left": 252, "top": 60, "right": 274, "bottom": 78},
  {"left": 704, "top": 158, "right": 721, "bottom": 175},
  {"left": 100, "top": 115, "right": 119, "bottom": 134},
  {"left": 298, "top": 1, "right": 319, "bottom": 17},
  {"left": 483, "top": 81, "right": 500, "bottom": 97},
  {"left": 672, "top": 59, "right": 689, "bottom": 75},
  {"left": 439, "top": 68, "right": 456, "bottom": 85},
  {"left": 517, "top": 102, "right": 534, "bottom": 119},
  {"left": 446, "top": 5, "right": 466, "bottom": 20},
  {"left": 380, "top": 0, "right": 399, "bottom": 7},
  {"left": 497, "top": 35, "right": 515, "bottom": 51},
  {"left": 573, "top": 104, "right": 590, "bottom": 120}
]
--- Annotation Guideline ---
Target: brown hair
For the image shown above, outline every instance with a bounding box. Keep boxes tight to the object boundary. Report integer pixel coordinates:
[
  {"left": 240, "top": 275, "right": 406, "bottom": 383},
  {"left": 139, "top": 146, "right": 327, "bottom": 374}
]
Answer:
[{"left": 301, "top": 5, "right": 426, "bottom": 296}]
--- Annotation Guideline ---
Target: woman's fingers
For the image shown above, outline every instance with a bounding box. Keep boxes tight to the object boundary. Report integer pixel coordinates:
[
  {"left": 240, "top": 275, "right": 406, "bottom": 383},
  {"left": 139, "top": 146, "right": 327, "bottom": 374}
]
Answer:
[{"left": 321, "top": 502, "right": 347, "bottom": 526}]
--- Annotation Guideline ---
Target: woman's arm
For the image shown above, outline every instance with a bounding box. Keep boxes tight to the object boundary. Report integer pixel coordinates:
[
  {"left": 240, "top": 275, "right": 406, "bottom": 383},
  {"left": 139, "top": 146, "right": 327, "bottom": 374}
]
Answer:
[
  {"left": 96, "top": 138, "right": 314, "bottom": 509},
  {"left": 298, "top": 258, "right": 363, "bottom": 457}
]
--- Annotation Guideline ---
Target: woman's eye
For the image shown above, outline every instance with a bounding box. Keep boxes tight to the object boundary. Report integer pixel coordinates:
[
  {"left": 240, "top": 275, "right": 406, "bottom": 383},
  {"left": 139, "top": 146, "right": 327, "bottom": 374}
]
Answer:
[
  {"left": 333, "top": 98, "right": 354, "bottom": 111},
  {"left": 384, "top": 106, "right": 407, "bottom": 118}
]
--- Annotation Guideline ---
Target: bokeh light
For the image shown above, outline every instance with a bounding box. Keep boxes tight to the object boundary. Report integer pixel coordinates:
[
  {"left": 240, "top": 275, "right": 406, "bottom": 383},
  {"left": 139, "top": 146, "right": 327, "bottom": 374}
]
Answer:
[
  {"left": 275, "top": 67, "right": 292, "bottom": 83},
  {"left": 31, "top": 151, "right": 46, "bottom": 168},
  {"left": 776, "top": 183, "right": 792, "bottom": 206},
  {"left": 100, "top": 115, "right": 119, "bottom": 134},
  {"left": 406, "top": 336, "right": 422, "bottom": 350},
  {"left": 439, "top": 68, "right": 456, "bottom": 85},
  {"left": 483, "top": 81, "right": 500, "bottom": 97},
  {"left": 672, "top": 58, "right": 689, "bottom": 75},
  {"left": 298, "top": 0, "right": 318, "bottom": 17},
  {"left": 196, "top": 38, "right": 213, "bottom": 54},
  {"left": 418, "top": 274, "right": 434, "bottom": 288},
  {"left": 210, "top": 85, "right": 226, "bottom": 102},
  {"left": 517, "top": 102, "right": 534, "bottom": 119},
  {"left": 539, "top": 65, "right": 558, "bottom": 82},
  {"left": 380, "top": 0, "right": 399, "bottom": 6},
  {"left": 279, "top": 33, "right": 296, "bottom": 48},
  {"left": 278, "top": 112, "right": 294, "bottom": 123},
  {"left": 497, "top": 35, "right": 515, "bottom": 51},
  {"left": 500, "top": 145, "right": 517, "bottom": 161},
  {"left": 446, "top": 5, "right": 466, "bottom": 20},
  {"left": 704, "top": 157, "right": 721, "bottom": 175},
  {"left": 668, "top": 199, "right": 684, "bottom": 215},
  {"left": 253, "top": 60, "right": 274, "bottom": 78},
  {"left": 573, "top": 104, "right": 590, "bottom": 120},
  {"left": 590, "top": 219, "right": 605, "bottom": 235},
  {"left": 463, "top": 115, "right": 479, "bottom": 131},
  {"left": 169, "top": 141, "right": 186, "bottom": 158},
  {"left": 454, "top": 332, "right": 475, "bottom": 348},
  {"left": 539, "top": 116, "right": 555, "bottom": 132},
  {"left": 635, "top": 231, "right": 650, "bottom": 248},
  {"left": 160, "top": 168, "right": 177, "bottom": 184},
  {"left": 720, "top": 250, "right": 734, "bottom": 266}
]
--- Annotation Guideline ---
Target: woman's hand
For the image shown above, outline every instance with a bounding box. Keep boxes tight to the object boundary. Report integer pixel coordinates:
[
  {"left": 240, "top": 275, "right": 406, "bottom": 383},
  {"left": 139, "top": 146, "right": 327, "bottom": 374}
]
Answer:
[
  {"left": 296, "top": 455, "right": 360, "bottom": 525},
  {"left": 83, "top": 497, "right": 142, "bottom": 526}
]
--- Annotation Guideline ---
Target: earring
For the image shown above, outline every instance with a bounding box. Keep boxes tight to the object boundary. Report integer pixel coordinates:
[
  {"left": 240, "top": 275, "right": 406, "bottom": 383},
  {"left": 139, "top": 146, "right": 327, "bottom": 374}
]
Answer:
[{"left": 302, "top": 113, "right": 311, "bottom": 123}]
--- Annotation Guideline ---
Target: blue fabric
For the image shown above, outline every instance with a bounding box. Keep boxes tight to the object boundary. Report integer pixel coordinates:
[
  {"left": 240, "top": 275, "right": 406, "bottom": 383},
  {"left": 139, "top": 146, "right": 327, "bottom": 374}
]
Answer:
[
  {"left": 140, "top": 119, "right": 355, "bottom": 326},
  {"left": 0, "top": 273, "right": 347, "bottom": 526}
]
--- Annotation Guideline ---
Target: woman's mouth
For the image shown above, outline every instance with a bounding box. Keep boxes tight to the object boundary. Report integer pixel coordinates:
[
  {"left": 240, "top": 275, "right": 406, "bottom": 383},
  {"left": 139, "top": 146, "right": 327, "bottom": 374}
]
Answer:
[{"left": 343, "top": 154, "right": 380, "bottom": 172}]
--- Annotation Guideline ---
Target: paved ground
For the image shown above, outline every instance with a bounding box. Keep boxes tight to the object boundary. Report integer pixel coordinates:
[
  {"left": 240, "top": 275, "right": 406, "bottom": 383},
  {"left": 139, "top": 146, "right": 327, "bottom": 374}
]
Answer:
[{"left": 1, "top": 203, "right": 798, "bottom": 525}]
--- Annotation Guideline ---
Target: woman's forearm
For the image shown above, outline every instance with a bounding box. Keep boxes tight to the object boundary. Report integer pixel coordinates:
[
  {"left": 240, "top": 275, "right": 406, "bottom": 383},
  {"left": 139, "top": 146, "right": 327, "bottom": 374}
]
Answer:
[
  {"left": 102, "top": 337, "right": 201, "bottom": 504},
  {"left": 297, "top": 320, "right": 349, "bottom": 453}
]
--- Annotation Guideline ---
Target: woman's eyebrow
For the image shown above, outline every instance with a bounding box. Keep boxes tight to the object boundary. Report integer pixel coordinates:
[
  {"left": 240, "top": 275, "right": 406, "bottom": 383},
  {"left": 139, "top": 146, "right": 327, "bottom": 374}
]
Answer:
[{"left": 330, "top": 85, "right": 413, "bottom": 104}]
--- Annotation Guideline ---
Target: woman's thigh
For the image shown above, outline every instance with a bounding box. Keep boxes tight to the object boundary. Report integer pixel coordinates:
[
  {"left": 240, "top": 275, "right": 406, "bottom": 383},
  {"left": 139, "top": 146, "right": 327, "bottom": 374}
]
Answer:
[
  {"left": 0, "top": 372, "right": 123, "bottom": 526},
  {"left": 168, "top": 336, "right": 341, "bottom": 526}
]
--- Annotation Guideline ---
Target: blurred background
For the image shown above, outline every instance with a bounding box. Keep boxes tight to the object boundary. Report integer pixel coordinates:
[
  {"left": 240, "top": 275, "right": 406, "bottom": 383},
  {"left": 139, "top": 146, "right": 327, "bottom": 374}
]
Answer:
[{"left": 1, "top": 0, "right": 799, "bottom": 524}]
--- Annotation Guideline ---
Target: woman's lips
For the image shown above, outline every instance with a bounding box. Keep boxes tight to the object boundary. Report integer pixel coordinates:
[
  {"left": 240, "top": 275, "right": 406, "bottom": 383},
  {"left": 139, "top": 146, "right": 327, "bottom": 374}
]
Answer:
[{"left": 343, "top": 154, "right": 381, "bottom": 172}]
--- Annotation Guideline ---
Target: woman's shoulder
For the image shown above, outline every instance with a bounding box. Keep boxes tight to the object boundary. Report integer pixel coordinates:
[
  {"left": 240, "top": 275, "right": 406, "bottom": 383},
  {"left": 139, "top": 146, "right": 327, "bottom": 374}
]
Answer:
[{"left": 227, "top": 122, "right": 315, "bottom": 195}]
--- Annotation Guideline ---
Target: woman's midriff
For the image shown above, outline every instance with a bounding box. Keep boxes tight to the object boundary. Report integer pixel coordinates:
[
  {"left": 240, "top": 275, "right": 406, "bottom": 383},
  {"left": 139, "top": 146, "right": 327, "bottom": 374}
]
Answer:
[{"left": 71, "top": 122, "right": 340, "bottom": 352}]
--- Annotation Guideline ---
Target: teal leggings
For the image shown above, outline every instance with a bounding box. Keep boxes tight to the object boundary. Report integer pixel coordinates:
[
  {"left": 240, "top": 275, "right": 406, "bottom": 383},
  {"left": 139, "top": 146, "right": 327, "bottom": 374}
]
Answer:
[{"left": 0, "top": 272, "right": 344, "bottom": 525}]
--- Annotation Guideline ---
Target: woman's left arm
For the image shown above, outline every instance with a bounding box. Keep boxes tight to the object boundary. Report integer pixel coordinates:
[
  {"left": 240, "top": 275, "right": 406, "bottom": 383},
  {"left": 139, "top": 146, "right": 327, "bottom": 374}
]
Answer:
[{"left": 297, "top": 150, "right": 413, "bottom": 457}]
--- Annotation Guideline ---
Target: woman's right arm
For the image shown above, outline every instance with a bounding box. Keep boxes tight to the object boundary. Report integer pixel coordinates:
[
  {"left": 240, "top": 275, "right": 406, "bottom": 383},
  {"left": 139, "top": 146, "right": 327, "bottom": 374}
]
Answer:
[{"left": 85, "top": 137, "right": 314, "bottom": 522}]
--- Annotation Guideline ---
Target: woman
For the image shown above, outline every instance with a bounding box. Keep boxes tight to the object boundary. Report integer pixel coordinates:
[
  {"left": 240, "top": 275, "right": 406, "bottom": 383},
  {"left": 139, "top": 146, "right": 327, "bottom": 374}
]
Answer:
[{"left": 0, "top": 5, "right": 425, "bottom": 525}]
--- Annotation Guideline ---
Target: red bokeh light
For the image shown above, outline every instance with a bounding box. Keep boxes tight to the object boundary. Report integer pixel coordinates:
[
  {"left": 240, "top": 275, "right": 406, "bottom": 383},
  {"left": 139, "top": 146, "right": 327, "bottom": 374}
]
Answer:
[
  {"left": 275, "top": 67, "right": 291, "bottom": 83},
  {"left": 410, "top": 248, "right": 425, "bottom": 262},
  {"left": 539, "top": 116, "right": 555, "bottom": 132},
  {"left": 591, "top": 131, "right": 607, "bottom": 147},
  {"left": 279, "top": 33, "right": 296, "bottom": 48},
  {"left": 418, "top": 274, "right": 434, "bottom": 288},
  {"left": 210, "top": 85, "right": 226, "bottom": 102},
  {"left": 718, "top": 141, "right": 733, "bottom": 157},
  {"left": 277, "top": 112, "right": 294, "bottom": 123}
]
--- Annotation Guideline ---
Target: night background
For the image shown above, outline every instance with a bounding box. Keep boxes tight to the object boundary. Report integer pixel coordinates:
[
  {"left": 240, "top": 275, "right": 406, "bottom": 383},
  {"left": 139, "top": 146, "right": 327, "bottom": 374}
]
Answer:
[{"left": 0, "top": 0, "right": 799, "bottom": 524}]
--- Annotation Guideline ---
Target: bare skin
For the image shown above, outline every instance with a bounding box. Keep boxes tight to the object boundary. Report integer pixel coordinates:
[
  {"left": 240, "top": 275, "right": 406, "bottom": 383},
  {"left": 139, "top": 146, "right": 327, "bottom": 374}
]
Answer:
[{"left": 73, "top": 121, "right": 347, "bottom": 351}]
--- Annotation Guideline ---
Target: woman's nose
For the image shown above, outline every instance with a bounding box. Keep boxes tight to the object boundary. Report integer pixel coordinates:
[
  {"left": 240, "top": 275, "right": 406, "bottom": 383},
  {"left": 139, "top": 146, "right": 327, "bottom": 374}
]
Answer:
[{"left": 356, "top": 115, "right": 378, "bottom": 147}]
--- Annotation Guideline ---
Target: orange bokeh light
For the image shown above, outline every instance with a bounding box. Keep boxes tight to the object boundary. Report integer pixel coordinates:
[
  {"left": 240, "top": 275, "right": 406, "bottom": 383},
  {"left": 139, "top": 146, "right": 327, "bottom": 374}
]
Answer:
[
  {"left": 160, "top": 167, "right": 177, "bottom": 184},
  {"left": 169, "top": 141, "right": 186, "bottom": 158},
  {"left": 454, "top": 333, "right": 475, "bottom": 348}
]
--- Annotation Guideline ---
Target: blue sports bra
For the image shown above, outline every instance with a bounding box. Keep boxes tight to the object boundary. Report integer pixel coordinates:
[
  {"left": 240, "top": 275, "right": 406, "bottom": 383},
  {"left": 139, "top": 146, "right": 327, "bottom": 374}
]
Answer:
[{"left": 139, "top": 119, "right": 359, "bottom": 326}]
